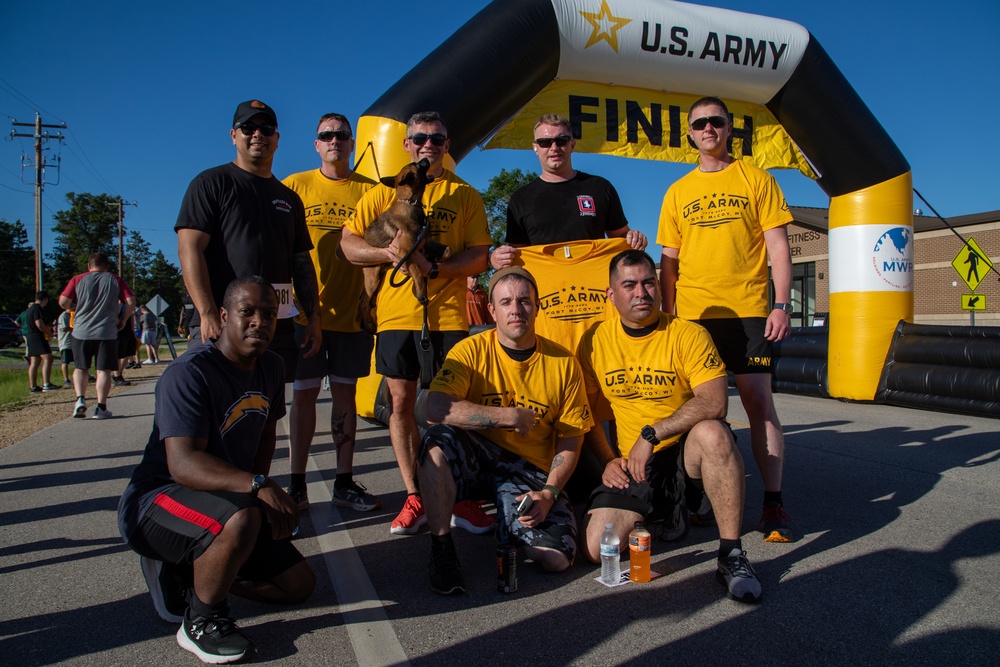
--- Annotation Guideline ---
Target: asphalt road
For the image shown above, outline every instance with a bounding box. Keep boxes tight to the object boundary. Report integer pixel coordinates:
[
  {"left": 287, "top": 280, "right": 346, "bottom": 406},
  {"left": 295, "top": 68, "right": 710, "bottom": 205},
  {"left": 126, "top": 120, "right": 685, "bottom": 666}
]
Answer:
[{"left": 1, "top": 378, "right": 997, "bottom": 666}]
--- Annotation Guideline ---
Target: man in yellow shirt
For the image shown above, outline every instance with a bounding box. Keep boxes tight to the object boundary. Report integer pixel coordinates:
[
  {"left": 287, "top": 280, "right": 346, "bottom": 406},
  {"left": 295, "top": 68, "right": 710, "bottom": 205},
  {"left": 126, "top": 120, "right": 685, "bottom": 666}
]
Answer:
[
  {"left": 658, "top": 96, "right": 794, "bottom": 543},
  {"left": 341, "top": 111, "right": 492, "bottom": 536},
  {"left": 418, "top": 267, "right": 593, "bottom": 594},
  {"left": 579, "top": 250, "right": 761, "bottom": 603},
  {"left": 282, "top": 113, "right": 380, "bottom": 513}
]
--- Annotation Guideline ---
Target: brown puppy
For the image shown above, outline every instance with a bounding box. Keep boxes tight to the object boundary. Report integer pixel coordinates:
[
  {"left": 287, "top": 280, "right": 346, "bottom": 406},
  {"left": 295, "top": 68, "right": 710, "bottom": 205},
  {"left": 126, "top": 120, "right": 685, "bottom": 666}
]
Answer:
[{"left": 358, "top": 158, "right": 452, "bottom": 334}]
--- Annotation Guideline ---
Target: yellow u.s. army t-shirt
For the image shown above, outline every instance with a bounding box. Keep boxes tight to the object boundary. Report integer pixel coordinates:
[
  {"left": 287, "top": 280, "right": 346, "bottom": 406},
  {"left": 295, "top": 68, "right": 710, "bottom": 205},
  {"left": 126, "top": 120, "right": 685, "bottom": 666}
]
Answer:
[
  {"left": 656, "top": 160, "right": 792, "bottom": 320},
  {"left": 579, "top": 313, "right": 726, "bottom": 456},
  {"left": 429, "top": 329, "right": 593, "bottom": 472},
  {"left": 282, "top": 169, "right": 375, "bottom": 332},
  {"left": 346, "top": 170, "right": 491, "bottom": 332}
]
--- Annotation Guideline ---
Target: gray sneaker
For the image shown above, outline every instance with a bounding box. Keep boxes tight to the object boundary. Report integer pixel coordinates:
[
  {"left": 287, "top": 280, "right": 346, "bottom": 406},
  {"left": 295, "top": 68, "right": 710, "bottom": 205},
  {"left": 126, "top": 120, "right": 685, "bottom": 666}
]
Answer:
[
  {"left": 717, "top": 548, "right": 762, "bottom": 603},
  {"left": 73, "top": 397, "right": 87, "bottom": 418},
  {"left": 91, "top": 406, "right": 113, "bottom": 420},
  {"left": 332, "top": 481, "right": 381, "bottom": 511}
]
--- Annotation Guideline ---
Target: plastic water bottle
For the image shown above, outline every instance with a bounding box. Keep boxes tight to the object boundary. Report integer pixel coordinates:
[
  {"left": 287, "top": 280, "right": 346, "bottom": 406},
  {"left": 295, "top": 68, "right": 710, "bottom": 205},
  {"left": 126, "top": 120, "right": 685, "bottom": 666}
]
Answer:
[
  {"left": 600, "top": 523, "right": 621, "bottom": 584},
  {"left": 629, "top": 521, "right": 652, "bottom": 583}
]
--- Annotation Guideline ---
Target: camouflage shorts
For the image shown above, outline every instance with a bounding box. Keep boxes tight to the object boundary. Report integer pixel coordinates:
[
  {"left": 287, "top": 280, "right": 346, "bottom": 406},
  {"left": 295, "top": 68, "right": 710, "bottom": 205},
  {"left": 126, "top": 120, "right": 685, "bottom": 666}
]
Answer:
[{"left": 419, "top": 424, "right": 577, "bottom": 562}]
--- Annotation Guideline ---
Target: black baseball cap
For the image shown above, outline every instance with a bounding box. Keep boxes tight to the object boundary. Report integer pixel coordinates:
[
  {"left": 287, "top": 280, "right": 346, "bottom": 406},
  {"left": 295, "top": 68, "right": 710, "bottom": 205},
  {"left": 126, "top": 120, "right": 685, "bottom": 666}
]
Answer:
[{"left": 233, "top": 100, "right": 277, "bottom": 127}]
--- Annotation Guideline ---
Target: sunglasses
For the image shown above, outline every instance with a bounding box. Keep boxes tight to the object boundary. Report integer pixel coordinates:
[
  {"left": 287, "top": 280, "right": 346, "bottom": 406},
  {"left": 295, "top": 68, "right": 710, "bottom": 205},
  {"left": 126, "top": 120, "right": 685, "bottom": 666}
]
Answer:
[
  {"left": 407, "top": 133, "right": 447, "bottom": 146},
  {"left": 317, "top": 130, "right": 352, "bottom": 142},
  {"left": 534, "top": 135, "right": 572, "bottom": 148},
  {"left": 236, "top": 123, "right": 276, "bottom": 137},
  {"left": 689, "top": 116, "right": 728, "bottom": 131}
]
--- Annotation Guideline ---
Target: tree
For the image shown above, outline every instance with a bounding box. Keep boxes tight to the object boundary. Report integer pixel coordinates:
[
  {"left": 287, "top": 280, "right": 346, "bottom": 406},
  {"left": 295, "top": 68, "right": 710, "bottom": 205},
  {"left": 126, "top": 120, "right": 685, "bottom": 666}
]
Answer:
[
  {"left": 124, "top": 229, "right": 153, "bottom": 301},
  {"left": 47, "top": 192, "right": 120, "bottom": 294},
  {"left": 478, "top": 168, "right": 537, "bottom": 285},
  {"left": 0, "top": 219, "right": 37, "bottom": 313}
]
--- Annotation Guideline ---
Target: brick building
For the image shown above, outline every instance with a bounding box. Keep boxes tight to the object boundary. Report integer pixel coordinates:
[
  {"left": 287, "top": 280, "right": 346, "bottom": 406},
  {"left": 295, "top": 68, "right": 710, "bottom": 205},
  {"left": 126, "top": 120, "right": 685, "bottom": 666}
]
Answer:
[{"left": 778, "top": 208, "right": 999, "bottom": 328}]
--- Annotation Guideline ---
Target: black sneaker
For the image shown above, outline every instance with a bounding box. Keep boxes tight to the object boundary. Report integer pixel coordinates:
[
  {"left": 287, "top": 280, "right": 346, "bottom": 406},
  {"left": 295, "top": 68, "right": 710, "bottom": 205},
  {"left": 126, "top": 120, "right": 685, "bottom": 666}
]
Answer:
[
  {"left": 140, "top": 556, "right": 188, "bottom": 623},
  {"left": 332, "top": 480, "right": 382, "bottom": 511},
  {"left": 28, "top": 386, "right": 42, "bottom": 394},
  {"left": 428, "top": 546, "right": 465, "bottom": 595},
  {"left": 41, "top": 383, "right": 60, "bottom": 392},
  {"left": 176, "top": 614, "right": 254, "bottom": 664},
  {"left": 716, "top": 548, "right": 762, "bottom": 603},
  {"left": 286, "top": 485, "right": 308, "bottom": 511},
  {"left": 113, "top": 376, "right": 132, "bottom": 387}
]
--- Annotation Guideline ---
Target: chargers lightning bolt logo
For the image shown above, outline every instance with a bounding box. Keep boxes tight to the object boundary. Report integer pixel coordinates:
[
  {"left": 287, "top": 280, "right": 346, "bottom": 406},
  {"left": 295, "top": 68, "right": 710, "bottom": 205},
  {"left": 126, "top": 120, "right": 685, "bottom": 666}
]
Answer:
[{"left": 221, "top": 392, "right": 270, "bottom": 436}]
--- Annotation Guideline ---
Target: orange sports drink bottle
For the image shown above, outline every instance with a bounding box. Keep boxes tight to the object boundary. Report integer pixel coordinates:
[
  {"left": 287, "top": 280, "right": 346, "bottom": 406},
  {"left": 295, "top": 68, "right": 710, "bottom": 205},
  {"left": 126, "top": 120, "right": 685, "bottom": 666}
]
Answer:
[{"left": 629, "top": 521, "right": 651, "bottom": 583}]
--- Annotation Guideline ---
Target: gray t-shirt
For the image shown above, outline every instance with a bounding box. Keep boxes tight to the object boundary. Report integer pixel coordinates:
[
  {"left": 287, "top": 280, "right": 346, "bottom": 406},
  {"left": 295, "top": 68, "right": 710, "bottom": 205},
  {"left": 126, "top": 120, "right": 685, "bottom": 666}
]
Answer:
[{"left": 61, "top": 270, "right": 133, "bottom": 340}]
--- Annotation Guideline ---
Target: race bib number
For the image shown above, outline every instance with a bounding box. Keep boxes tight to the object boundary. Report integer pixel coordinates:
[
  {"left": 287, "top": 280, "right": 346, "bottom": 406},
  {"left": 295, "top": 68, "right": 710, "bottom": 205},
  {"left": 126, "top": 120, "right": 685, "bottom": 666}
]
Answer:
[{"left": 271, "top": 283, "right": 298, "bottom": 319}]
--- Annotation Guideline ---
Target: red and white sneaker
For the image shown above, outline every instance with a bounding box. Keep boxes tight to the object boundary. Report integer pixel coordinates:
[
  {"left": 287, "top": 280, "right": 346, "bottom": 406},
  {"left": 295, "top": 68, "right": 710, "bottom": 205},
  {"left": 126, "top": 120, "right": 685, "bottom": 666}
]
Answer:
[
  {"left": 390, "top": 494, "right": 426, "bottom": 535},
  {"left": 450, "top": 499, "right": 496, "bottom": 534}
]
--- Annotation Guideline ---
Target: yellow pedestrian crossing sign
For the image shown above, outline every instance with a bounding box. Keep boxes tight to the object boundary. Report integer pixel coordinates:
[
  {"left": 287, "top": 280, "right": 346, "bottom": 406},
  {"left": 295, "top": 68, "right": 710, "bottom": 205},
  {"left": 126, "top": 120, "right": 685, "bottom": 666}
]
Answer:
[
  {"left": 951, "top": 238, "right": 993, "bottom": 292},
  {"left": 962, "top": 294, "right": 986, "bottom": 311}
]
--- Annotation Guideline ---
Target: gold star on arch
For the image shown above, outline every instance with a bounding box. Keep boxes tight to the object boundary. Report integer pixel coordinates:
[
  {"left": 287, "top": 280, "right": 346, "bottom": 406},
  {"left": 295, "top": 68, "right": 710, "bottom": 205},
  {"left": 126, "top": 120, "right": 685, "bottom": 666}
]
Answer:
[{"left": 579, "top": 0, "right": 632, "bottom": 53}]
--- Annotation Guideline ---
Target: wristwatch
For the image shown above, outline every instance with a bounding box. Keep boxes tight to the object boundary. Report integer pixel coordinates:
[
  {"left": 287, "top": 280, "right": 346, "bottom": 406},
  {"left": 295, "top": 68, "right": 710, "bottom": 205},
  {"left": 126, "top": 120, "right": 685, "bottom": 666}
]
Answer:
[
  {"left": 428, "top": 261, "right": 440, "bottom": 280},
  {"left": 773, "top": 302, "right": 793, "bottom": 314},
  {"left": 250, "top": 474, "right": 267, "bottom": 497},
  {"left": 542, "top": 484, "right": 561, "bottom": 502},
  {"left": 640, "top": 425, "right": 660, "bottom": 446}
]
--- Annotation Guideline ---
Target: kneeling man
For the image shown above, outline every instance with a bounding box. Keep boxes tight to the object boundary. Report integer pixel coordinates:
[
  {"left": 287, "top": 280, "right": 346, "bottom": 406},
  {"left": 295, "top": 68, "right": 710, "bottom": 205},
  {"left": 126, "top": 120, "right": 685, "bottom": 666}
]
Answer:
[
  {"left": 418, "top": 267, "right": 593, "bottom": 594},
  {"left": 579, "top": 250, "right": 761, "bottom": 603},
  {"left": 117, "top": 276, "right": 315, "bottom": 663}
]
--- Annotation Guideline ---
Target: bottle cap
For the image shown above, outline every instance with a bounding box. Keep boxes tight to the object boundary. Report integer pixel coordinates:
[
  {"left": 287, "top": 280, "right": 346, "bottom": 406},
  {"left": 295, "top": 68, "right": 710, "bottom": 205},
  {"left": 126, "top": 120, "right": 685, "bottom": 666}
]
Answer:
[
  {"left": 605, "top": 523, "right": 614, "bottom": 530},
  {"left": 634, "top": 521, "right": 645, "bottom": 529}
]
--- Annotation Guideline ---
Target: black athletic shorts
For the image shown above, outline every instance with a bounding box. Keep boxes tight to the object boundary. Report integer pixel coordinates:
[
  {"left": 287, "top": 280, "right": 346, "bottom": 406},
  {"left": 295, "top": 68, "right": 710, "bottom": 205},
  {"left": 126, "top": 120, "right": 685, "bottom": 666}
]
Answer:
[
  {"left": 293, "top": 324, "right": 373, "bottom": 381},
  {"left": 25, "top": 333, "right": 52, "bottom": 358},
  {"left": 61, "top": 348, "right": 74, "bottom": 365},
  {"left": 375, "top": 329, "right": 466, "bottom": 381},
  {"left": 72, "top": 337, "right": 118, "bottom": 371},
  {"left": 695, "top": 317, "right": 773, "bottom": 375},
  {"left": 587, "top": 438, "right": 689, "bottom": 523},
  {"left": 117, "top": 326, "right": 137, "bottom": 358},
  {"left": 127, "top": 485, "right": 303, "bottom": 582}
]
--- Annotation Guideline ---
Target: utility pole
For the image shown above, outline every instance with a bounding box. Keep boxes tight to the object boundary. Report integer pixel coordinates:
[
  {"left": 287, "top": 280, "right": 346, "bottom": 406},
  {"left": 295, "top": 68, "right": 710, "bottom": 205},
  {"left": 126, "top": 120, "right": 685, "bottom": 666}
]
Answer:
[
  {"left": 107, "top": 198, "right": 138, "bottom": 277},
  {"left": 11, "top": 113, "right": 66, "bottom": 291}
]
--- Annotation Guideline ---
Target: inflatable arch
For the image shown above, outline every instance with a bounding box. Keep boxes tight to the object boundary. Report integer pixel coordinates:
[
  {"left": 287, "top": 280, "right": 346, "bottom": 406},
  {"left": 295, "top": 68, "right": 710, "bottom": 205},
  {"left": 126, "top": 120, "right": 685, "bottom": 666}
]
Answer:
[{"left": 354, "top": 0, "right": 912, "bottom": 402}]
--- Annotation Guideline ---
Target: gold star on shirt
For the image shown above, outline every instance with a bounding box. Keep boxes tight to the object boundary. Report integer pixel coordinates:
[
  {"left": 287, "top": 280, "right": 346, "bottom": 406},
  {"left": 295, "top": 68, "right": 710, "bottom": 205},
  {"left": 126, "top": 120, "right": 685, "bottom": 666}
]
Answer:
[{"left": 579, "top": 0, "right": 632, "bottom": 53}]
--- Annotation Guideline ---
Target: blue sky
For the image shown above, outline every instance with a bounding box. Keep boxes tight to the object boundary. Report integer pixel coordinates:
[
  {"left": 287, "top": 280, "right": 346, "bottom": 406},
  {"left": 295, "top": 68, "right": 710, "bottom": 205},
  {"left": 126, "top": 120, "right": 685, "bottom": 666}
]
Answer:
[{"left": 2, "top": 0, "right": 997, "bottom": 271}]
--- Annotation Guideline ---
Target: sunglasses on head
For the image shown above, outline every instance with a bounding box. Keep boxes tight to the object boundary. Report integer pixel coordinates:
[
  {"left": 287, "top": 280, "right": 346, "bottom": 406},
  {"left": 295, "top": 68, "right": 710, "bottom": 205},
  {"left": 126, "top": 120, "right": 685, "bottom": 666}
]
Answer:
[
  {"left": 317, "top": 130, "right": 352, "bottom": 142},
  {"left": 407, "top": 133, "right": 447, "bottom": 146},
  {"left": 534, "top": 135, "right": 572, "bottom": 148},
  {"left": 236, "top": 123, "right": 276, "bottom": 137},
  {"left": 689, "top": 116, "right": 728, "bottom": 131}
]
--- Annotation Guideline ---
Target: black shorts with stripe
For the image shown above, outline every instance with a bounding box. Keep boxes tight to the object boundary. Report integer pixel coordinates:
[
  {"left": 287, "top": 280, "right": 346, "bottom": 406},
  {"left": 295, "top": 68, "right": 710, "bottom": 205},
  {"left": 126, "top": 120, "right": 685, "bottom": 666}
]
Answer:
[{"left": 126, "top": 484, "right": 303, "bottom": 582}]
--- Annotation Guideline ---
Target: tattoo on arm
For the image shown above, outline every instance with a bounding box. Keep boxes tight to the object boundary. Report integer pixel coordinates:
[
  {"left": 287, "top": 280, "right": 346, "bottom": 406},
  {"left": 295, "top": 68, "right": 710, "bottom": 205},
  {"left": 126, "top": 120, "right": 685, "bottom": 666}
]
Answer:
[
  {"left": 292, "top": 252, "right": 319, "bottom": 318},
  {"left": 551, "top": 453, "right": 566, "bottom": 470},
  {"left": 468, "top": 413, "right": 499, "bottom": 429}
]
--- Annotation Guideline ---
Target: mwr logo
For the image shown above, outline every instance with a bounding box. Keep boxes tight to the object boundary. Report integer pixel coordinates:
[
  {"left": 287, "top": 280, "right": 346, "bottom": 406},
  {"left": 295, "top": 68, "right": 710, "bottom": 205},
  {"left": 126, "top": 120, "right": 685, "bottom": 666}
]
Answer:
[
  {"left": 577, "top": 195, "right": 596, "bottom": 217},
  {"left": 273, "top": 199, "right": 293, "bottom": 213},
  {"left": 871, "top": 227, "right": 913, "bottom": 290},
  {"left": 221, "top": 392, "right": 270, "bottom": 436}
]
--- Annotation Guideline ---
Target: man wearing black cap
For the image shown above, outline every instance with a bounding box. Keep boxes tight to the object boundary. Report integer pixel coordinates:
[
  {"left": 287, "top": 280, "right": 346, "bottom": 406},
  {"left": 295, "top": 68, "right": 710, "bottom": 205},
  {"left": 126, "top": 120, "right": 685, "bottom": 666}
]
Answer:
[
  {"left": 416, "top": 266, "right": 593, "bottom": 594},
  {"left": 176, "top": 99, "right": 321, "bottom": 380}
]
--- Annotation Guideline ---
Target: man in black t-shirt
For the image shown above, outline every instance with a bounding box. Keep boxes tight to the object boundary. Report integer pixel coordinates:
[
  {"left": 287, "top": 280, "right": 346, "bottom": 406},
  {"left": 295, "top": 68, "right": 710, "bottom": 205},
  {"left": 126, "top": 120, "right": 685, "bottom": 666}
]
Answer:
[
  {"left": 117, "top": 276, "right": 314, "bottom": 663},
  {"left": 490, "top": 113, "right": 647, "bottom": 270},
  {"left": 176, "top": 99, "right": 321, "bottom": 378},
  {"left": 25, "top": 291, "right": 56, "bottom": 393}
]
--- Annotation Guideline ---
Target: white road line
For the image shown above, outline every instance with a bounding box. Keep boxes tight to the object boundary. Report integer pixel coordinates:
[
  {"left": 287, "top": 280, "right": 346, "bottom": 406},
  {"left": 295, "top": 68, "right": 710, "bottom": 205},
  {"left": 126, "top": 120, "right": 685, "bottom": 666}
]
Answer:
[{"left": 306, "top": 456, "right": 410, "bottom": 667}]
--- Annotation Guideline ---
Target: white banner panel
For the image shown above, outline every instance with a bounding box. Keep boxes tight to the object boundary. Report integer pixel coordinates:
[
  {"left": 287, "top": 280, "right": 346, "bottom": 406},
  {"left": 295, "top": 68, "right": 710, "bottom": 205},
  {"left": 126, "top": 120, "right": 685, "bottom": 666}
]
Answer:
[
  {"left": 829, "top": 225, "right": 914, "bottom": 293},
  {"left": 551, "top": 0, "right": 809, "bottom": 103}
]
